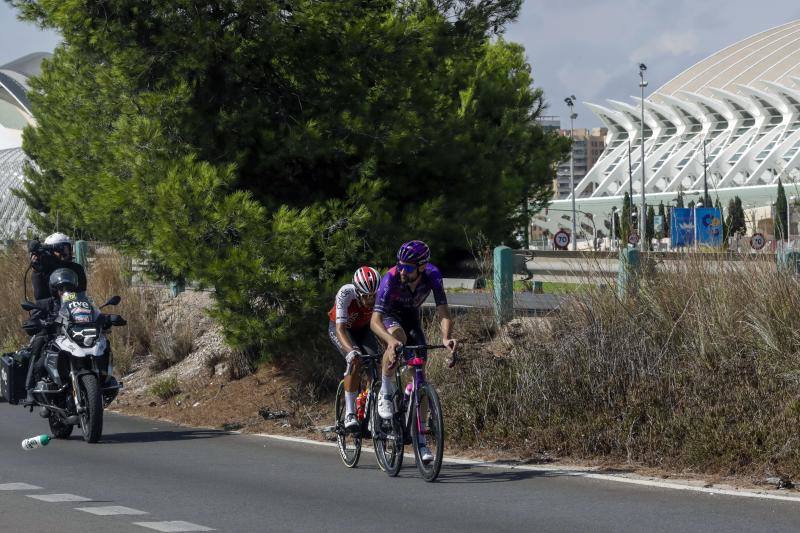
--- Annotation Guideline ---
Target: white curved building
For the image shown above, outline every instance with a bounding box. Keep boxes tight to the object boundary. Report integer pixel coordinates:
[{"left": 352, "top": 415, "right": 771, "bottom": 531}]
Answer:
[
  {"left": 0, "top": 52, "right": 47, "bottom": 238},
  {"left": 539, "top": 20, "right": 800, "bottom": 243}
]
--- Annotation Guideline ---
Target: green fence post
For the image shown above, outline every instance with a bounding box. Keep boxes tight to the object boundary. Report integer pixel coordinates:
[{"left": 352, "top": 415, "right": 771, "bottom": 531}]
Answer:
[
  {"left": 74, "top": 240, "right": 89, "bottom": 269},
  {"left": 170, "top": 278, "right": 186, "bottom": 298},
  {"left": 617, "top": 248, "right": 640, "bottom": 299},
  {"left": 493, "top": 246, "right": 513, "bottom": 324}
]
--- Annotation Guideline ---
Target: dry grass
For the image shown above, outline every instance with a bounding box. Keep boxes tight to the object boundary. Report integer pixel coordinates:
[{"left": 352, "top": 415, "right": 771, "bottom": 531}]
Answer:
[
  {"left": 429, "top": 253, "right": 800, "bottom": 478},
  {"left": 88, "top": 249, "right": 160, "bottom": 375},
  {"left": 0, "top": 245, "right": 34, "bottom": 352}
]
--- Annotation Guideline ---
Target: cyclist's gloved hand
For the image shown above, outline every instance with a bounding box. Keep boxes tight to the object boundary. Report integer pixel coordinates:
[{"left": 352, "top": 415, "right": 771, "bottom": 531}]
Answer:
[
  {"left": 345, "top": 349, "right": 361, "bottom": 365},
  {"left": 444, "top": 338, "right": 458, "bottom": 368}
]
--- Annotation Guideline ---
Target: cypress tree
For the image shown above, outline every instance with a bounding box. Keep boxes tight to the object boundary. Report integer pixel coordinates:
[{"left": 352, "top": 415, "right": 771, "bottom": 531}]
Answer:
[{"left": 776, "top": 179, "right": 787, "bottom": 240}]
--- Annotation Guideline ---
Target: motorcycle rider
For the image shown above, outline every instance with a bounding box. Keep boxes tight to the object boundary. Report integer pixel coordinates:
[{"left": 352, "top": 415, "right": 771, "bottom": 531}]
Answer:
[
  {"left": 23, "top": 233, "right": 86, "bottom": 406},
  {"left": 328, "top": 266, "right": 382, "bottom": 430}
]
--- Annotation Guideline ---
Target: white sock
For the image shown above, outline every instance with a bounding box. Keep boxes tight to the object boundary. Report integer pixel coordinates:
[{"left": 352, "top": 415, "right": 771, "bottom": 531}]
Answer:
[
  {"left": 344, "top": 392, "right": 356, "bottom": 416},
  {"left": 380, "top": 375, "right": 395, "bottom": 397}
]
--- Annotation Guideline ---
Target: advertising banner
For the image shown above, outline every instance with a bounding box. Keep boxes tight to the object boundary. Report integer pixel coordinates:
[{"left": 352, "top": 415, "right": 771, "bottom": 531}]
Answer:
[
  {"left": 670, "top": 208, "right": 694, "bottom": 247},
  {"left": 654, "top": 215, "right": 664, "bottom": 235},
  {"left": 696, "top": 208, "right": 723, "bottom": 247},
  {"left": 669, "top": 207, "right": 723, "bottom": 248}
]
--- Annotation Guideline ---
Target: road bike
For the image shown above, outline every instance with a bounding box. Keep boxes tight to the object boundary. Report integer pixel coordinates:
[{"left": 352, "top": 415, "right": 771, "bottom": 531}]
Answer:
[
  {"left": 373, "top": 344, "right": 448, "bottom": 482},
  {"left": 333, "top": 353, "right": 385, "bottom": 469}
]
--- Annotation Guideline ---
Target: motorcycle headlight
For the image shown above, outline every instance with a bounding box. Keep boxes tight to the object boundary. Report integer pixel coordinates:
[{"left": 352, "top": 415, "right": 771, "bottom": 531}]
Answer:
[{"left": 69, "top": 326, "right": 98, "bottom": 347}]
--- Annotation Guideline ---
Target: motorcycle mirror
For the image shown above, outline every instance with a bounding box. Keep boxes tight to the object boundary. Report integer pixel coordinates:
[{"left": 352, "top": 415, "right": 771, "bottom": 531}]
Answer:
[
  {"left": 101, "top": 295, "right": 122, "bottom": 308},
  {"left": 20, "top": 300, "right": 37, "bottom": 312}
]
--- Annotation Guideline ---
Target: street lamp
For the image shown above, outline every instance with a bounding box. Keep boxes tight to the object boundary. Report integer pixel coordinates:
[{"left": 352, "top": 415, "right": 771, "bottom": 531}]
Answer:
[
  {"left": 565, "top": 95, "right": 578, "bottom": 250},
  {"left": 638, "top": 63, "right": 648, "bottom": 250},
  {"left": 611, "top": 206, "right": 617, "bottom": 250}
]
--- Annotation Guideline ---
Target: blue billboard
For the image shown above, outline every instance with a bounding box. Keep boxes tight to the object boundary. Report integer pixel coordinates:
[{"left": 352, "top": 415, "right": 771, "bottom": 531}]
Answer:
[
  {"left": 670, "top": 208, "right": 694, "bottom": 247},
  {"left": 696, "top": 207, "right": 723, "bottom": 247},
  {"left": 670, "top": 207, "right": 723, "bottom": 248}
]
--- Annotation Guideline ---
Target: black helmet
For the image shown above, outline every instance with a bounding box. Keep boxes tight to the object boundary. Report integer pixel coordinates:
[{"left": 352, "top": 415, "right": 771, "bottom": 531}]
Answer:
[{"left": 48, "top": 268, "right": 79, "bottom": 295}]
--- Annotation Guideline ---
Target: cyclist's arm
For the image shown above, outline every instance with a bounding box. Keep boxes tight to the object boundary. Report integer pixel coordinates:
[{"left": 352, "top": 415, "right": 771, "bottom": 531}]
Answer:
[
  {"left": 335, "top": 323, "right": 356, "bottom": 354},
  {"left": 437, "top": 304, "right": 454, "bottom": 345},
  {"left": 370, "top": 311, "right": 395, "bottom": 346}
]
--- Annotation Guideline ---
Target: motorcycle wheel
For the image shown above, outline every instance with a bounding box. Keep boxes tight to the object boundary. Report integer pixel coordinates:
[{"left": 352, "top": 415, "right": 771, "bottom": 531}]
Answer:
[
  {"left": 48, "top": 415, "right": 73, "bottom": 439},
  {"left": 78, "top": 374, "right": 103, "bottom": 443}
]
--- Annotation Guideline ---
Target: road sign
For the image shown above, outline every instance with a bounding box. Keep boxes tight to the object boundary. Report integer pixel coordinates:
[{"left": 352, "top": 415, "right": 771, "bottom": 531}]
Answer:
[
  {"left": 553, "top": 230, "right": 570, "bottom": 250},
  {"left": 750, "top": 232, "right": 766, "bottom": 251},
  {"left": 628, "top": 232, "right": 640, "bottom": 245}
]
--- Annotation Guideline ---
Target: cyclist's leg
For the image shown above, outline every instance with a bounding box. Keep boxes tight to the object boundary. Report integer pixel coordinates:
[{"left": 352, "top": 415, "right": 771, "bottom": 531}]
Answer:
[
  {"left": 352, "top": 328, "right": 381, "bottom": 388},
  {"left": 378, "top": 315, "right": 407, "bottom": 418},
  {"left": 329, "top": 322, "right": 361, "bottom": 419}
]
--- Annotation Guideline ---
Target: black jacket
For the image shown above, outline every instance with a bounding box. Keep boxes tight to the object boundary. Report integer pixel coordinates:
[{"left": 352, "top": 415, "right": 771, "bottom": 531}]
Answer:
[{"left": 31, "top": 253, "right": 87, "bottom": 301}]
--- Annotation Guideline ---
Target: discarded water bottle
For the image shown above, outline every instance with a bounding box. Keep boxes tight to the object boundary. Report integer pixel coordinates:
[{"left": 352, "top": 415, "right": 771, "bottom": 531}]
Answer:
[{"left": 21, "top": 435, "right": 50, "bottom": 450}]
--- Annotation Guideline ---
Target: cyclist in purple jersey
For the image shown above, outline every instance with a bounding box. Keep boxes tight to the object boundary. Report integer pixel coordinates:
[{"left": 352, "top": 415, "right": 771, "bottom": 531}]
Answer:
[{"left": 370, "top": 240, "right": 457, "bottom": 463}]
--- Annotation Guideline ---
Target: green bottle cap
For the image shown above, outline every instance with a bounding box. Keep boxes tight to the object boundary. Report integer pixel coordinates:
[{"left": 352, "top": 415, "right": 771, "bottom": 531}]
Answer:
[{"left": 40, "top": 435, "right": 50, "bottom": 445}]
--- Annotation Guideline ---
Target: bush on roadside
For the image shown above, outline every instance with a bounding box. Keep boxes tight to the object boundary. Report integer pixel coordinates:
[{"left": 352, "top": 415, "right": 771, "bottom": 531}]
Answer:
[
  {"left": 149, "top": 375, "right": 181, "bottom": 400},
  {"left": 429, "top": 254, "right": 800, "bottom": 478}
]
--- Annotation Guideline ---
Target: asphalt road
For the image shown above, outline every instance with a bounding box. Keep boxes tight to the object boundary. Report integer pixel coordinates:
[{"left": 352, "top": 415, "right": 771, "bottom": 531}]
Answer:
[{"left": 0, "top": 404, "right": 798, "bottom": 532}]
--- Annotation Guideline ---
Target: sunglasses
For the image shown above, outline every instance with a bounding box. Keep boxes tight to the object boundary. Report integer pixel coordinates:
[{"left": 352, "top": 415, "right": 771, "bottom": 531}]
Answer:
[{"left": 396, "top": 262, "right": 418, "bottom": 274}]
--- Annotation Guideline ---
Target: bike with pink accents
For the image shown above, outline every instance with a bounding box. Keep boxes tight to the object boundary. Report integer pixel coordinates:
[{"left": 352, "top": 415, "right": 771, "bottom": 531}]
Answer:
[{"left": 373, "top": 344, "right": 449, "bottom": 482}]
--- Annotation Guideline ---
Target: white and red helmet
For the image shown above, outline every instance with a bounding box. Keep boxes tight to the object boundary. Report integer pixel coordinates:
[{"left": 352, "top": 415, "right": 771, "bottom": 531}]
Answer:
[{"left": 352, "top": 266, "right": 380, "bottom": 295}]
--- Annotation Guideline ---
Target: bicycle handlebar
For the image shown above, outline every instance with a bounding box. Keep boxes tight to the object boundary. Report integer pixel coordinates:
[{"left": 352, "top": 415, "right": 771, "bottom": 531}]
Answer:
[{"left": 343, "top": 352, "right": 381, "bottom": 377}]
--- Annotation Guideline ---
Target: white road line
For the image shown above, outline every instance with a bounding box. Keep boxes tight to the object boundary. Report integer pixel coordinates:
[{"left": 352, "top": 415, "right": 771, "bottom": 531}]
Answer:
[
  {"left": 133, "top": 521, "right": 214, "bottom": 532},
  {"left": 27, "top": 493, "right": 92, "bottom": 502},
  {"left": 76, "top": 505, "right": 148, "bottom": 516},
  {"left": 0, "top": 482, "right": 42, "bottom": 490},
  {"left": 253, "top": 432, "right": 800, "bottom": 504}
]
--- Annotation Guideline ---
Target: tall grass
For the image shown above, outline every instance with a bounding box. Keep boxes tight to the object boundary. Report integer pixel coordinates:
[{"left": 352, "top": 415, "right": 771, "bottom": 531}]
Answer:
[
  {"left": 429, "top": 253, "right": 800, "bottom": 477},
  {"left": 89, "top": 249, "right": 160, "bottom": 375},
  {"left": 0, "top": 245, "right": 34, "bottom": 352}
]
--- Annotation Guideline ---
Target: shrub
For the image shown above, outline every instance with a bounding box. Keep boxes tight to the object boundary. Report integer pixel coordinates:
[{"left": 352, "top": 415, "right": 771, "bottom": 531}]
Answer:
[
  {"left": 430, "top": 253, "right": 800, "bottom": 477},
  {"left": 149, "top": 375, "right": 180, "bottom": 400}
]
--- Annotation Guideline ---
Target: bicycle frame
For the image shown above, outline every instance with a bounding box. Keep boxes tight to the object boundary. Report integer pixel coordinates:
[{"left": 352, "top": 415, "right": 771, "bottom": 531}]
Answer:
[{"left": 394, "top": 345, "right": 445, "bottom": 441}]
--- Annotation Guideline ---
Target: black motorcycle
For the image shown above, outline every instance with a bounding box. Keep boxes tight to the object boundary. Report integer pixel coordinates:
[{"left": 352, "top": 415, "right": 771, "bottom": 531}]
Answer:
[{"left": 1, "top": 292, "right": 126, "bottom": 443}]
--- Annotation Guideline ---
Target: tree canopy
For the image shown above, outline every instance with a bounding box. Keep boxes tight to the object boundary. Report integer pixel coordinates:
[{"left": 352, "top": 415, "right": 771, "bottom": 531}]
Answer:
[{"left": 11, "top": 0, "right": 568, "bottom": 356}]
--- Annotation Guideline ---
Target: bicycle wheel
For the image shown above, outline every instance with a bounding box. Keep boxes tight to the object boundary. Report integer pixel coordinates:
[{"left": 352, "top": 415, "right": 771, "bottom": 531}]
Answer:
[
  {"left": 335, "top": 380, "right": 361, "bottom": 468},
  {"left": 412, "top": 383, "right": 444, "bottom": 482},
  {"left": 373, "top": 390, "right": 404, "bottom": 477}
]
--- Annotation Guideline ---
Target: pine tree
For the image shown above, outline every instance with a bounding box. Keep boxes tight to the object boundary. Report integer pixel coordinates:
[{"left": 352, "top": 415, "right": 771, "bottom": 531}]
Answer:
[
  {"left": 646, "top": 204, "right": 655, "bottom": 250},
  {"left": 657, "top": 201, "right": 666, "bottom": 239},
  {"left": 10, "top": 0, "right": 568, "bottom": 357},
  {"left": 676, "top": 189, "right": 685, "bottom": 208}
]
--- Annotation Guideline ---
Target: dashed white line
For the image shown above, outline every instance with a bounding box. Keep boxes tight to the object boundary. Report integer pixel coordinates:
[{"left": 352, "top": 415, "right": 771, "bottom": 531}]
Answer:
[
  {"left": 0, "top": 482, "right": 42, "bottom": 491},
  {"left": 76, "top": 505, "right": 148, "bottom": 516},
  {"left": 133, "top": 521, "right": 214, "bottom": 532},
  {"left": 28, "top": 493, "right": 92, "bottom": 502}
]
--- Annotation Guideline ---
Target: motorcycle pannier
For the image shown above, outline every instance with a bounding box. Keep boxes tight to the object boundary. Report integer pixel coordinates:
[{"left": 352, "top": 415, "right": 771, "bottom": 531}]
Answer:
[{"left": 0, "top": 353, "right": 28, "bottom": 404}]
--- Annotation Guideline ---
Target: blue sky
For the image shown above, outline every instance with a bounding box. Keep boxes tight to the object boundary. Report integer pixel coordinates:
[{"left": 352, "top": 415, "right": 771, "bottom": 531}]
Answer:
[{"left": 3, "top": 1, "right": 800, "bottom": 128}]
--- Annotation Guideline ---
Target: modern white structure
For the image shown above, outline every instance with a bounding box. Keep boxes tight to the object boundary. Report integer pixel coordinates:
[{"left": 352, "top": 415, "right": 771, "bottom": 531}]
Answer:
[
  {"left": 0, "top": 53, "right": 47, "bottom": 238},
  {"left": 538, "top": 20, "right": 800, "bottom": 243}
]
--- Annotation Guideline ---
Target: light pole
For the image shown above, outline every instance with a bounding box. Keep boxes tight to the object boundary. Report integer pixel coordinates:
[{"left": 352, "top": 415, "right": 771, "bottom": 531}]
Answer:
[
  {"left": 611, "top": 206, "right": 617, "bottom": 250},
  {"left": 638, "top": 63, "right": 648, "bottom": 250},
  {"left": 565, "top": 95, "right": 578, "bottom": 250}
]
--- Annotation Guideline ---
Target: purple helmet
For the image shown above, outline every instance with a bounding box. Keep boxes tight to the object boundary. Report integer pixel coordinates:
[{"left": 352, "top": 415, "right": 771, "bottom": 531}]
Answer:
[{"left": 396, "top": 240, "right": 431, "bottom": 265}]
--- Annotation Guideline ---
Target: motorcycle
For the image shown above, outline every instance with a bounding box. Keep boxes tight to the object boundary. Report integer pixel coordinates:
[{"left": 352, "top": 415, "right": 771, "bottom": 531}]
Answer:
[{"left": 1, "top": 292, "right": 126, "bottom": 443}]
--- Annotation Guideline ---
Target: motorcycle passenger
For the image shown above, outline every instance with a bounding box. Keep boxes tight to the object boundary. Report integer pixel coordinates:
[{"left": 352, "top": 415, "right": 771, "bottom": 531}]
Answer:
[
  {"left": 370, "top": 240, "right": 457, "bottom": 463},
  {"left": 328, "top": 266, "right": 382, "bottom": 430},
  {"left": 23, "top": 268, "right": 81, "bottom": 406},
  {"left": 29, "top": 233, "right": 87, "bottom": 300}
]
